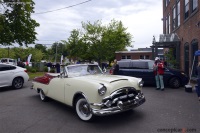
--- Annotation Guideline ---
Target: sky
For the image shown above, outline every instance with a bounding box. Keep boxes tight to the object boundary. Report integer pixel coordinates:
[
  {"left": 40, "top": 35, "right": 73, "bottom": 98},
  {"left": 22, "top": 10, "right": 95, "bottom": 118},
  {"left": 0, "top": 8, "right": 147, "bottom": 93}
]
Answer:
[{"left": 32, "top": 0, "right": 163, "bottom": 50}]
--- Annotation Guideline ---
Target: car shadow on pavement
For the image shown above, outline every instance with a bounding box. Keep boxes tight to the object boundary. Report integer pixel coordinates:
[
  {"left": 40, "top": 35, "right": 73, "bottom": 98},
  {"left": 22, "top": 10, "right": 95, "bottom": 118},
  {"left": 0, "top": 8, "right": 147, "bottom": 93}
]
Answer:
[
  {"left": 29, "top": 93, "right": 145, "bottom": 125},
  {"left": 0, "top": 86, "right": 21, "bottom": 92},
  {"left": 91, "top": 109, "right": 145, "bottom": 124}
]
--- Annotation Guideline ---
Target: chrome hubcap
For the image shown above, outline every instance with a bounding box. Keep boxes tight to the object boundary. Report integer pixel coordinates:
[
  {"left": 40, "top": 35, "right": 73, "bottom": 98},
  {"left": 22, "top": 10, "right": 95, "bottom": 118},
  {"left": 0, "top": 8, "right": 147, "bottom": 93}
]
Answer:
[{"left": 79, "top": 102, "right": 90, "bottom": 116}]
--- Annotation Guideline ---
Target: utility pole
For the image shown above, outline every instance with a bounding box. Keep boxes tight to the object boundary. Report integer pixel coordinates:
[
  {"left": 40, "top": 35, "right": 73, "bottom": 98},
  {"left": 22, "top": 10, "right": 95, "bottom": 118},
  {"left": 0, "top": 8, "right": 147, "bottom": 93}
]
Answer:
[
  {"left": 8, "top": 47, "right": 10, "bottom": 58},
  {"left": 55, "top": 42, "right": 58, "bottom": 63}
]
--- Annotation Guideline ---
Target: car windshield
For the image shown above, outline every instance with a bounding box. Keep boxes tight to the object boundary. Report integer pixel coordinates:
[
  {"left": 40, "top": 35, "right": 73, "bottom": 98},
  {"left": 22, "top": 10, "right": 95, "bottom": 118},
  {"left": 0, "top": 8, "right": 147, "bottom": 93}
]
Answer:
[{"left": 65, "top": 65, "right": 103, "bottom": 77}]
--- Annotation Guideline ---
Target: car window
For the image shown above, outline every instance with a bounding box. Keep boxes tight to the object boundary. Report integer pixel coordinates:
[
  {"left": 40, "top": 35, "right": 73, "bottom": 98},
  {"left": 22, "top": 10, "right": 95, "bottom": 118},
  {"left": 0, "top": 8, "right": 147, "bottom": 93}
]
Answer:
[
  {"left": 66, "top": 65, "right": 103, "bottom": 77},
  {"left": 0, "top": 64, "right": 16, "bottom": 71},
  {"left": 0, "top": 65, "right": 10, "bottom": 71},
  {"left": 1, "top": 59, "right": 7, "bottom": 63},
  {"left": 9, "top": 59, "right": 13, "bottom": 62},
  {"left": 148, "top": 61, "right": 154, "bottom": 69},
  {"left": 9, "top": 66, "right": 16, "bottom": 70},
  {"left": 129, "top": 61, "right": 148, "bottom": 69},
  {"left": 118, "top": 61, "right": 130, "bottom": 69}
]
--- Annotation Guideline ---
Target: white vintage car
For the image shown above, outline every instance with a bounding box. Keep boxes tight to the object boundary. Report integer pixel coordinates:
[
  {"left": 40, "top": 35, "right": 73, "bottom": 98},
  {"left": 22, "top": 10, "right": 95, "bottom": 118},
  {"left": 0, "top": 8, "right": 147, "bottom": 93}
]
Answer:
[{"left": 31, "top": 64, "right": 145, "bottom": 121}]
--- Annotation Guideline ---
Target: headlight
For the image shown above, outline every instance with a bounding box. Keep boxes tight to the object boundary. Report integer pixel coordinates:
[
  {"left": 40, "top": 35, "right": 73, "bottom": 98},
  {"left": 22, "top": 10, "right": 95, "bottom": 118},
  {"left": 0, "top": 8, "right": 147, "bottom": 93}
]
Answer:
[
  {"left": 138, "top": 80, "right": 144, "bottom": 87},
  {"left": 98, "top": 84, "right": 107, "bottom": 96}
]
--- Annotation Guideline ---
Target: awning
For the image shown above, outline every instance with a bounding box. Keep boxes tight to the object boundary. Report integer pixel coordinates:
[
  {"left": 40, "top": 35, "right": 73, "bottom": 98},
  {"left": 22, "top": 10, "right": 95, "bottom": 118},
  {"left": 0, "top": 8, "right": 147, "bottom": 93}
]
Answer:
[{"left": 151, "top": 33, "right": 180, "bottom": 48}]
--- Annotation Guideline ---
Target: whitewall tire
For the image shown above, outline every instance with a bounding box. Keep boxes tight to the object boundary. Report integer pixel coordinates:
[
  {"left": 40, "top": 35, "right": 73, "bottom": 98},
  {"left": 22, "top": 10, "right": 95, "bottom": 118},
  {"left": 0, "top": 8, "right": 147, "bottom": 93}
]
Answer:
[
  {"left": 39, "top": 90, "right": 48, "bottom": 102},
  {"left": 75, "top": 98, "right": 93, "bottom": 121}
]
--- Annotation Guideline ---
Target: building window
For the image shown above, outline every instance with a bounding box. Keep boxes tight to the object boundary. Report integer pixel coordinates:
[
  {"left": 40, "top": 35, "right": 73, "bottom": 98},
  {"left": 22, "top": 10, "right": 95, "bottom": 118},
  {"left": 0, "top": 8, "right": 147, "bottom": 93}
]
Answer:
[
  {"left": 165, "top": 0, "right": 170, "bottom": 8},
  {"left": 168, "top": 14, "right": 171, "bottom": 33},
  {"left": 127, "top": 55, "right": 131, "bottom": 59},
  {"left": 121, "top": 55, "right": 131, "bottom": 59},
  {"left": 166, "top": 14, "right": 171, "bottom": 34},
  {"left": 165, "top": 17, "right": 168, "bottom": 34},
  {"left": 177, "top": 0, "right": 180, "bottom": 26},
  {"left": 140, "top": 55, "right": 144, "bottom": 59},
  {"left": 191, "top": 0, "right": 198, "bottom": 12},
  {"left": 184, "top": 0, "right": 189, "bottom": 20},
  {"left": 191, "top": 39, "right": 198, "bottom": 77},
  {"left": 184, "top": 43, "right": 189, "bottom": 76},
  {"left": 146, "top": 55, "right": 150, "bottom": 59},
  {"left": 172, "top": 5, "right": 176, "bottom": 30},
  {"left": 140, "top": 55, "right": 149, "bottom": 59},
  {"left": 172, "top": 0, "right": 180, "bottom": 30}
]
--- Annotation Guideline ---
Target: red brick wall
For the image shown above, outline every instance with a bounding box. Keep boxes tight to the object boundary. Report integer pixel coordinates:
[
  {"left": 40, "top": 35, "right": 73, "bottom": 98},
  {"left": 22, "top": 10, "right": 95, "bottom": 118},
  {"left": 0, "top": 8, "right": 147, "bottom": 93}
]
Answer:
[
  {"left": 115, "top": 52, "right": 153, "bottom": 61},
  {"left": 163, "top": 0, "right": 200, "bottom": 72}
]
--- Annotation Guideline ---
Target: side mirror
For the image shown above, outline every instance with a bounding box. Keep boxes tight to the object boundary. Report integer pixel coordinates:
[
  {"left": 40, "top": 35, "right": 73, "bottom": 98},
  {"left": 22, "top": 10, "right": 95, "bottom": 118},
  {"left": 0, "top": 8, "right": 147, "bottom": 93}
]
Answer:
[
  {"left": 58, "top": 73, "right": 64, "bottom": 78},
  {"left": 59, "top": 72, "right": 66, "bottom": 78}
]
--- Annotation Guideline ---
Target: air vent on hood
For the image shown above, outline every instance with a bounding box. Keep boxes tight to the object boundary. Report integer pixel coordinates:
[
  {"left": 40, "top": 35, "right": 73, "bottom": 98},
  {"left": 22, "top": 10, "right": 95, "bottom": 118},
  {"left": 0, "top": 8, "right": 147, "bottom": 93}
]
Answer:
[{"left": 110, "top": 79, "right": 128, "bottom": 83}]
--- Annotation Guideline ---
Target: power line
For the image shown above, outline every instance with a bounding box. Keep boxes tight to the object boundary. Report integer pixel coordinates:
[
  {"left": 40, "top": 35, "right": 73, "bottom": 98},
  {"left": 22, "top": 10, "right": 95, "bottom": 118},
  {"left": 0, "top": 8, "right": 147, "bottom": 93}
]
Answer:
[
  {"left": 36, "top": 40, "right": 65, "bottom": 41},
  {"left": 34, "top": 0, "right": 92, "bottom": 15}
]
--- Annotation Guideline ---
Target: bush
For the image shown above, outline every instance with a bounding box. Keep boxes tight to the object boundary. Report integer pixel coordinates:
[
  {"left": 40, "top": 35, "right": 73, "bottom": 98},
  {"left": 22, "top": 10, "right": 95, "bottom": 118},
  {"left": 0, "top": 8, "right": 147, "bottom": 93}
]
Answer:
[
  {"left": 50, "top": 68, "right": 55, "bottom": 73},
  {"left": 44, "top": 66, "right": 48, "bottom": 72},
  {"left": 31, "top": 68, "right": 37, "bottom": 73},
  {"left": 25, "top": 66, "right": 32, "bottom": 72}
]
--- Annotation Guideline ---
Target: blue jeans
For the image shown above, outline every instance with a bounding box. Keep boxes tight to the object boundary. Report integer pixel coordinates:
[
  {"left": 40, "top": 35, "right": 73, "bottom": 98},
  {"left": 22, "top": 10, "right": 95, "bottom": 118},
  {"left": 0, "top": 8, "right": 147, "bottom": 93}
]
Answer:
[{"left": 155, "top": 75, "right": 164, "bottom": 89}]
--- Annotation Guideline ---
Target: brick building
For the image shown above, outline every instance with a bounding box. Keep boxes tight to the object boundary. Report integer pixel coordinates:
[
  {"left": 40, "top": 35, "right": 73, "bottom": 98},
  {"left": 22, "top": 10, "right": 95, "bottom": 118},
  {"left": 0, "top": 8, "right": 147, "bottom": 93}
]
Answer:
[
  {"left": 115, "top": 48, "right": 163, "bottom": 61},
  {"left": 153, "top": 0, "right": 200, "bottom": 76}
]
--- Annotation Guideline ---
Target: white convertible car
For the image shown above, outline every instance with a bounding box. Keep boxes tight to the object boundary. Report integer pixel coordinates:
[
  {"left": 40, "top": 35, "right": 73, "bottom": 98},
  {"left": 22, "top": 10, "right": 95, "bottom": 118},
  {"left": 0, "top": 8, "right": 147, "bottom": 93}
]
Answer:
[{"left": 31, "top": 64, "right": 145, "bottom": 121}]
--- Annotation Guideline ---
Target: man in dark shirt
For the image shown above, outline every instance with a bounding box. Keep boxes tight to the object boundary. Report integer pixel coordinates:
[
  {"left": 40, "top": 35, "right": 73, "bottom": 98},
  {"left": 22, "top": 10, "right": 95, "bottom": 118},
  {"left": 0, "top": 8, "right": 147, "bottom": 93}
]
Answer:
[
  {"left": 55, "top": 62, "right": 60, "bottom": 73},
  {"left": 113, "top": 59, "right": 119, "bottom": 75}
]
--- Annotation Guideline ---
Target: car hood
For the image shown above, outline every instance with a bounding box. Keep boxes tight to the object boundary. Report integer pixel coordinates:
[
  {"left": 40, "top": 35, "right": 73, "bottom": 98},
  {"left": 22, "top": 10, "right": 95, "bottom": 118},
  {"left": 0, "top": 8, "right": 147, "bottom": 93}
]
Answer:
[
  {"left": 74, "top": 74, "right": 142, "bottom": 92},
  {"left": 86, "top": 75, "right": 129, "bottom": 83},
  {"left": 76, "top": 74, "right": 138, "bottom": 82},
  {"left": 167, "top": 67, "right": 186, "bottom": 74}
]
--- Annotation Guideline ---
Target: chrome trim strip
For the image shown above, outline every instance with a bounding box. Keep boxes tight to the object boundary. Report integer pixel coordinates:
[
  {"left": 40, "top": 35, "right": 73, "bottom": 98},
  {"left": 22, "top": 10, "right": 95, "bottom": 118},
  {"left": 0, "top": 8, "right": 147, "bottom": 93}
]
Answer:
[{"left": 110, "top": 79, "right": 128, "bottom": 83}]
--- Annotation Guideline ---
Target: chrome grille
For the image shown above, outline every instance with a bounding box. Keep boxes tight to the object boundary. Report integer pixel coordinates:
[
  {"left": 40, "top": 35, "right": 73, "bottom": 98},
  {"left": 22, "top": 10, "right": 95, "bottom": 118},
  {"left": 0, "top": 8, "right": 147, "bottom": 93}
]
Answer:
[{"left": 102, "top": 87, "right": 140, "bottom": 108}]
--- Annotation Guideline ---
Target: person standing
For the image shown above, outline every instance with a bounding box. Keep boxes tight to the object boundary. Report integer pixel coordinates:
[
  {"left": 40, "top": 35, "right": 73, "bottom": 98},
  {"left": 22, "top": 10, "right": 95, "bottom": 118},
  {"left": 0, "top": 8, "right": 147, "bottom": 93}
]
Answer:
[
  {"left": 55, "top": 62, "right": 60, "bottom": 73},
  {"left": 153, "top": 57, "right": 165, "bottom": 91},
  {"left": 113, "top": 59, "right": 119, "bottom": 75},
  {"left": 195, "top": 62, "right": 200, "bottom": 101},
  {"left": 47, "top": 62, "right": 52, "bottom": 72}
]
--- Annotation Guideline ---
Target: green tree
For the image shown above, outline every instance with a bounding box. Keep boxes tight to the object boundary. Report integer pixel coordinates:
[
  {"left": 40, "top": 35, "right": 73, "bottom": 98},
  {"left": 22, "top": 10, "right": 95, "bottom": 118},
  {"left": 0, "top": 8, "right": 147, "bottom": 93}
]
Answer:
[
  {"left": 81, "top": 20, "right": 106, "bottom": 64},
  {"left": 0, "top": 0, "right": 40, "bottom": 46},
  {"left": 51, "top": 42, "right": 66, "bottom": 62},
  {"left": 13, "top": 47, "right": 28, "bottom": 61},
  {"left": 66, "top": 29, "right": 88, "bottom": 61},
  {"left": 31, "top": 48, "right": 43, "bottom": 62},
  {"left": 35, "top": 44, "right": 48, "bottom": 60},
  {"left": 35, "top": 44, "right": 47, "bottom": 53},
  {"left": 0, "top": 48, "right": 8, "bottom": 58},
  {"left": 164, "top": 48, "right": 178, "bottom": 68},
  {"left": 102, "top": 20, "right": 132, "bottom": 63},
  {"left": 46, "top": 48, "right": 54, "bottom": 62},
  {"left": 66, "top": 20, "right": 132, "bottom": 65}
]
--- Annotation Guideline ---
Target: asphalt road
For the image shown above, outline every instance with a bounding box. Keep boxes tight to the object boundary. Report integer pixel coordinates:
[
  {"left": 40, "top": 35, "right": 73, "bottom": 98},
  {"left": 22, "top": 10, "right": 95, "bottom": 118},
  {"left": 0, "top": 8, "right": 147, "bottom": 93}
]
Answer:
[{"left": 0, "top": 81, "right": 199, "bottom": 133}]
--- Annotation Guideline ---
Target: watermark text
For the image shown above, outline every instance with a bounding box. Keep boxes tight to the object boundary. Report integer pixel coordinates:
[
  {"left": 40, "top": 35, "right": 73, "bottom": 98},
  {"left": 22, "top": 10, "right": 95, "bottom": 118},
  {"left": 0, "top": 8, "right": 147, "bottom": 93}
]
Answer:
[{"left": 157, "top": 128, "right": 197, "bottom": 133}]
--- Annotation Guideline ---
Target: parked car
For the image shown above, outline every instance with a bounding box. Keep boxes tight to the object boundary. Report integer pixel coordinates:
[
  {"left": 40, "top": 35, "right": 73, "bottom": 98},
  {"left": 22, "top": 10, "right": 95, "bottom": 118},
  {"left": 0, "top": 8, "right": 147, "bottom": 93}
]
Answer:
[
  {"left": 31, "top": 64, "right": 145, "bottom": 121},
  {"left": 0, "top": 58, "right": 17, "bottom": 65},
  {"left": 0, "top": 63, "right": 29, "bottom": 89},
  {"left": 110, "top": 59, "right": 189, "bottom": 88}
]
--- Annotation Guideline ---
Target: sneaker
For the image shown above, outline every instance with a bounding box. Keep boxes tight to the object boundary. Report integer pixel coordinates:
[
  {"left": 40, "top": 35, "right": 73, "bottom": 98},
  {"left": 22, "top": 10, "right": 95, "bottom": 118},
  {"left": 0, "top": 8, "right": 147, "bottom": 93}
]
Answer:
[
  {"left": 156, "top": 88, "right": 160, "bottom": 90},
  {"left": 161, "top": 89, "right": 164, "bottom": 91}
]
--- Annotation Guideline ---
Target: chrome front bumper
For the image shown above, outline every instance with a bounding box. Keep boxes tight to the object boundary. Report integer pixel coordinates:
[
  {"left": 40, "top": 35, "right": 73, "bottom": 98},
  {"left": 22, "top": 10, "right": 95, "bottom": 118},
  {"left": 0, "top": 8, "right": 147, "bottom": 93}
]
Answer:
[{"left": 91, "top": 91, "right": 146, "bottom": 116}]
